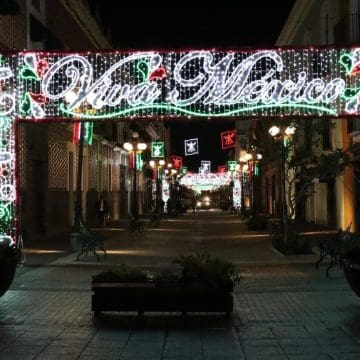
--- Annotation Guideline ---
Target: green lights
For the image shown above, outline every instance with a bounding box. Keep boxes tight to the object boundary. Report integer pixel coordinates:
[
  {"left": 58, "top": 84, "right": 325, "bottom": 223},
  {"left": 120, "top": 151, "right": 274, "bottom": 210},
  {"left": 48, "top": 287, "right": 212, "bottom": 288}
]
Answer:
[
  {"left": 227, "top": 161, "right": 237, "bottom": 172},
  {"left": 60, "top": 102, "right": 338, "bottom": 120},
  {"left": 151, "top": 142, "right": 165, "bottom": 158},
  {"left": 19, "top": 66, "right": 39, "bottom": 81},
  {"left": 136, "top": 60, "right": 150, "bottom": 82},
  {"left": 340, "top": 52, "right": 353, "bottom": 75},
  {"left": 136, "top": 152, "right": 143, "bottom": 171}
]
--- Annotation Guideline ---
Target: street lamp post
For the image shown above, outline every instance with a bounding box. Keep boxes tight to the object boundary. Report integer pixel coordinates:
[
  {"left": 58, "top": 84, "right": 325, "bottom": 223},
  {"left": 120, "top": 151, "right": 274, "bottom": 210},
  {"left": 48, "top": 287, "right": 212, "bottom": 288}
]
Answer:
[
  {"left": 164, "top": 165, "right": 178, "bottom": 214},
  {"left": 238, "top": 151, "right": 250, "bottom": 217},
  {"left": 149, "top": 159, "right": 165, "bottom": 213},
  {"left": 248, "top": 151, "right": 262, "bottom": 218},
  {"left": 123, "top": 132, "right": 147, "bottom": 220},
  {"left": 73, "top": 122, "right": 85, "bottom": 233},
  {"left": 268, "top": 125, "right": 296, "bottom": 244}
]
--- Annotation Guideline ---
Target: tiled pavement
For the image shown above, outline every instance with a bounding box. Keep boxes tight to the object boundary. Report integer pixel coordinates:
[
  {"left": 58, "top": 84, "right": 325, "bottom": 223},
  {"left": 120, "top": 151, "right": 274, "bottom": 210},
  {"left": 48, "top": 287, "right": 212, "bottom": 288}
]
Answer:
[
  {"left": 1, "top": 262, "right": 360, "bottom": 359},
  {"left": 1, "top": 213, "right": 360, "bottom": 359}
]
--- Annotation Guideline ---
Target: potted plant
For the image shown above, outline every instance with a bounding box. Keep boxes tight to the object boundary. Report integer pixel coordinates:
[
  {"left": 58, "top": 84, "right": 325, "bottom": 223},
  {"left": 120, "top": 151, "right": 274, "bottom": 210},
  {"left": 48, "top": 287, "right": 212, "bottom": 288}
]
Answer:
[
  {"left": 341, "top": 233, "right": 360, "bottom": 297},
  {"left": 91, "top": 252, "right": 239, "bottom": 317},
  {"left": 0, "top": 237, "right": 20, "bottom": 297}
]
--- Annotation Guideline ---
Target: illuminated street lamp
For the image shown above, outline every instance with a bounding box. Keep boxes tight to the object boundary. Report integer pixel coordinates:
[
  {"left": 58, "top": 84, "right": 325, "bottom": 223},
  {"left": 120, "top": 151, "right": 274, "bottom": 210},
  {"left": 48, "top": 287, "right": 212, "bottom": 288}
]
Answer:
[
  {"left": 164, "top": 165, "right": 178, "bottom": 214},
  {"left": 149, "top": 159, "right": 165, "bottom": 212},
  {"left": 268, "top": 125, "right": 296, "bottom": 225},
  {"left": 123, "top": 131, "right": 147, "bottom": 219},
  {"left": 238, "top": 151, "right": 251, "bottom": 216}
]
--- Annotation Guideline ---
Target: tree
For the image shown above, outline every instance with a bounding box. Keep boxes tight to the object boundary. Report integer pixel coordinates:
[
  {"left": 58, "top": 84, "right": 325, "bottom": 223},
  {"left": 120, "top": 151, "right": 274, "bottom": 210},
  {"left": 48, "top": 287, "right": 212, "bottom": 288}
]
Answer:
[{"left": 263, "top": 119, "right": 352, "bottom": 252}]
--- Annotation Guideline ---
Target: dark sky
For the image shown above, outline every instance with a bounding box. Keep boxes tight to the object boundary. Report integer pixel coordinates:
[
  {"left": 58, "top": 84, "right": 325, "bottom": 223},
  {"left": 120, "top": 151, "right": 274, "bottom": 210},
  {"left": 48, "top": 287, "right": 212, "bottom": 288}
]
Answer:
[{"left": 92, "top": 0, "right": 297, "bottom": 171}]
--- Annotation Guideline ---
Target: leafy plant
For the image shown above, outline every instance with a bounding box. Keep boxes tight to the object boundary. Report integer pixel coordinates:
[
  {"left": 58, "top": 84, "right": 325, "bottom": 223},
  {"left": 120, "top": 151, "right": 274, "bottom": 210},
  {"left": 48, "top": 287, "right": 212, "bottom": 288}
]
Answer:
[
  {"left": 0, "top": 241, "right": 21, "bottom": 265},
  {"left": 173, "top": 251, "right": 240, "bottom": 287},
  {"left": 152, "top": 269, "right": 181, "bottom": 283},
  {"left": 272, "top": 233, "right": 313, "bottom": 255},
  {"left": 339, "top": 232, "right": 360, "bottom": 264},
  {"left": 92, "top": 264, "right": 148, "bottom": 283},
  {"left": 92, "top": 253, "right": 240, "bottom": 289}
]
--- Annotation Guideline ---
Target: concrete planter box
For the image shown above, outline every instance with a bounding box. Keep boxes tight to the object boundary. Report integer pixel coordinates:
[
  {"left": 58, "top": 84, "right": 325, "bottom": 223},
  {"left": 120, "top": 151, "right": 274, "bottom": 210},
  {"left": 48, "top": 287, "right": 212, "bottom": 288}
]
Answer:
[
  {"left": 344, "top": 262, "right": 360, "bottom": 297},
  {"left": 0, "top": 258, "right": 17, "bottom": 297},
  {"left": 91, "top": 281, "right": 233, "bottom": 317}
]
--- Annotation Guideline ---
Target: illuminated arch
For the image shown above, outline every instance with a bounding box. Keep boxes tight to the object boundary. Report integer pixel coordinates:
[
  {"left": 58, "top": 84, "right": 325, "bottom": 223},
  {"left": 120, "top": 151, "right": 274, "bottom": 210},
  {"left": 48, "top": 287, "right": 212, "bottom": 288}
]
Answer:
[{"left": 0, "top": 47, "right": 359, "bottom": 244}]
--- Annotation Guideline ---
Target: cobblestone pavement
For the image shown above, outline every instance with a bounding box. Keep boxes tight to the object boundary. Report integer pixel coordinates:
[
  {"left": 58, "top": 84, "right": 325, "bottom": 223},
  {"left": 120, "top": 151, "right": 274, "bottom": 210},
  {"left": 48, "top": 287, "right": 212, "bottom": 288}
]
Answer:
[{"left": 1, "top": 212, "right": 360, "bottom": 359}]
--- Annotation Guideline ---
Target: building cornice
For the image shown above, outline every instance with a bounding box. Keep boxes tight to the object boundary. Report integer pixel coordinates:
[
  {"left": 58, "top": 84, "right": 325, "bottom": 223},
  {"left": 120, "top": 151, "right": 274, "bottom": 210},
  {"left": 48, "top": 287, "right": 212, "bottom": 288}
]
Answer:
[
  {"left": 61, "top": 0, "right": 111, "bottom": 49},
  {"left": 276, "top": 0, "right": 317, "bottom": 45}
]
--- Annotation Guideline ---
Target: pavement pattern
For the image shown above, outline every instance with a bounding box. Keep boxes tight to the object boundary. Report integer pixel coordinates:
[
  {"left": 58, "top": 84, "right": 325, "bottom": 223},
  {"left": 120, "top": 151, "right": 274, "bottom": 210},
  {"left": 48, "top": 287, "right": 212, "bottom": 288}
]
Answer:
[{"left": 1, "top": 211, "right": 360, "bottom": 359}]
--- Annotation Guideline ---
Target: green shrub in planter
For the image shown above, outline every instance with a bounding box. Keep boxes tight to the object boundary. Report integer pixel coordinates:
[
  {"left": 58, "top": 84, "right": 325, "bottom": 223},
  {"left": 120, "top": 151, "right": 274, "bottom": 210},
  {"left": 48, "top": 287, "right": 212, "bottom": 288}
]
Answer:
[
  {"left": 92, "top": 264, "right": 148, "bottom": 283},
  {"left": 340, "top": 235, "right": 360, "bottom": 298},
  {"left": 271, "top": 225, "right": 313, "bottom": 255},
  {"left": 0, "top": 238, "right": 21, "bottom": 297},
  {"left": 91, "top": 252, "right": 239, "bottom": 316},
  {"left": 173, "top": 252, "right": 240, "bottom": 289}
]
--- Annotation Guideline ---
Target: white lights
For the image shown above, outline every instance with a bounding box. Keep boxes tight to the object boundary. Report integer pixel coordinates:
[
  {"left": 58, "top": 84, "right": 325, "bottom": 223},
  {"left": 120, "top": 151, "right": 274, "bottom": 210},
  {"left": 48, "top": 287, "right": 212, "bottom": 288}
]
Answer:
[
  {"left": 14, "top": 48, "right": 359, "bottom": 120},
  {"left": 64, "top": 90, "right": 78, "bottom": 104},
  {"left": 268, "top": 126, "right": 280, "bottom": 137},
  {"left": 179, "top": 172, "right": 232, "bottom": 191},
  {"left": 137, "top": 143, "right": 147, "bottom": 151},
  {"left": 185, "top": 138, "right": 199, "bottom": 156},
  {"left": 150, "top": 159, "right": 164, "bottom": 167},
  {"left": 123, "top": 142, "right": 133, "bottom": 151},
  {"left": 285, "top": 126, "right": 296, "bottom": 136},
  {"left": 269, "top": 125, "right": 296, "bottom": 138}
]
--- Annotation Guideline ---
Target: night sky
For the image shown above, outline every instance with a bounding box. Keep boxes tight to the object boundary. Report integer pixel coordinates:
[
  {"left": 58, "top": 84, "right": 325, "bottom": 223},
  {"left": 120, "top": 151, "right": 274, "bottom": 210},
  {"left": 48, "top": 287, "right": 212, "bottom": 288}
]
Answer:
[{"left": 92, "top": 0, "right": 297, "bottom": 171}]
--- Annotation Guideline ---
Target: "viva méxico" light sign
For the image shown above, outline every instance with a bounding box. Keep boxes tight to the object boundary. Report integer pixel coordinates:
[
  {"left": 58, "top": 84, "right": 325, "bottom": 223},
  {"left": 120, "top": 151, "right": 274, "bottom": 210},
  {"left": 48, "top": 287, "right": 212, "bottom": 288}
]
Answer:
[{"left": 0, "top": 48, "right": 358, "bottom": 121}]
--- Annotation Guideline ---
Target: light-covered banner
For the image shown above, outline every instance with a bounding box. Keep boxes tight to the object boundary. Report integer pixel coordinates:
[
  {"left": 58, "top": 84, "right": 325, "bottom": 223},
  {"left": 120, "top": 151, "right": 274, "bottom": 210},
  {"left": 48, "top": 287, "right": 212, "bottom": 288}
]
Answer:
[{"left": 0, "top": 48, "right": 358, "bottom": 121}]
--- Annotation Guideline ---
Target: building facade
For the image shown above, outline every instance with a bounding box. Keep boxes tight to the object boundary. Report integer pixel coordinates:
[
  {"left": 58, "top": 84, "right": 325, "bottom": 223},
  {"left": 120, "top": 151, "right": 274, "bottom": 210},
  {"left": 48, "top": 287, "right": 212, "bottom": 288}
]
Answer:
[
  {"left": 275, "top": 0, "right": 360, "bottom": 230},
  {"left": 0, "top": 0, "right": 168, "bottom": 244}
]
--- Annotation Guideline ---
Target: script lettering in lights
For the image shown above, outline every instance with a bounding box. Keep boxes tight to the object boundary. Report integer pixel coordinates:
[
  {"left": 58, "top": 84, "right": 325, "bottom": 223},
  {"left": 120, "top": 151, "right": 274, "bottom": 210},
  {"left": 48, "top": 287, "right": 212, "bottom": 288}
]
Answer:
[{"left": 11, "top": 48, "right": 358, "bottom": 120}]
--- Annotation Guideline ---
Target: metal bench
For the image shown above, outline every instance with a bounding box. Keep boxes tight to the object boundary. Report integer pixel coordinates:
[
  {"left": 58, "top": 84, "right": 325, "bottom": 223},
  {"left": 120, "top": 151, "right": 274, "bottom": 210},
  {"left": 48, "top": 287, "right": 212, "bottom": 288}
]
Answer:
[
  {"left": 128, "top": 216, "right": 145, "bottom": 235},
  {"left": 148, "top": 212, "right": 162, "bottom": 228},
  {"left": 316, "top": 227, "right": 353, "bottom": 277},
  {"left": 76, "top": 223, "right": 106, "bottom": 261}
]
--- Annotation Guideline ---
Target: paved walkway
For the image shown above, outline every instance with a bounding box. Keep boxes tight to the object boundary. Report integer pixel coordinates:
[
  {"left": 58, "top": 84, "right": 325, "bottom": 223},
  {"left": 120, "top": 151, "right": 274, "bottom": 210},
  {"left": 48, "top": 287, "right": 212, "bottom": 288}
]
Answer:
[{"left": 1, "top": 212, "right": 360, "bottom": 359}]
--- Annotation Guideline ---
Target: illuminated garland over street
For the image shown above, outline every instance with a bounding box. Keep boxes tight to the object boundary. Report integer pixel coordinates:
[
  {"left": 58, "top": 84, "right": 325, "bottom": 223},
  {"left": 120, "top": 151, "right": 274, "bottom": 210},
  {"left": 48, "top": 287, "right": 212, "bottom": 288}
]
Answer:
[
  {"left": 179, "top": 172, "right": 232, "bottom": 192},
  {"left": 18, "top": 48, "right": 360, "bottom": 119},
  {"left": 0, "top": 47, "right": 359, "bottom": 245}
]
